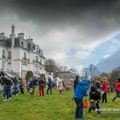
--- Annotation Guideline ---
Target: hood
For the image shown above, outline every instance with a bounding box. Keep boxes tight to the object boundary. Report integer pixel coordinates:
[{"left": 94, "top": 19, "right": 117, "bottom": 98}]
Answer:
[{"left": 79, "top": 79, "right": 90, "bottom": 87}]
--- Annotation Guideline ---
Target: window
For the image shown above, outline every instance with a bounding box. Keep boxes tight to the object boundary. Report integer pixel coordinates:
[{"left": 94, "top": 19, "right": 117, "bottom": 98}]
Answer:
[
  {"left": 2, "top": 50, "right": 5, "bottom": 58},
  {"left": 28, "top": 43, "right": 30, "bottom": 49},
  {"left": 36, "top": 56, "right": 38, "bottom": 62},
  {"left": 24, "top": 53, "right": 26, "bottom": 60},
  {"left": 33, "top": 46, "right": 35, "bottom": 50},
  {"left": 8, "top": 51, "right": 11, "bottom": 59},
  {"left": 21, "top": 42, "right": 23, "bottom": 46},
  {"left": 2, "top": 61, "right": 5, "bottom": 70}
]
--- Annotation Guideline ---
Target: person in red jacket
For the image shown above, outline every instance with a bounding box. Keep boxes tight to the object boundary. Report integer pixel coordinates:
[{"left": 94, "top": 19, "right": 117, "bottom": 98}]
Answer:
[
  {"left": 101, "top": 77, "right": 110, "bottom": 103},
  {"left": 38, "top": 76, "right": 45, "bottom": 96},
  {"left": 112, "top": 78, "right": 120, "bottom": 101}
]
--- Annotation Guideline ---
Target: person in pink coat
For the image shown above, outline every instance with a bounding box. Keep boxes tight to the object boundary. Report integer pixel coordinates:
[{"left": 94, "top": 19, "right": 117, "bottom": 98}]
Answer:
[
  {"left": 59, "top": 81, "right": 64, "bottom": 94},
  {"left": 101, "top": 77, "right": 110, "bottom": 103}
]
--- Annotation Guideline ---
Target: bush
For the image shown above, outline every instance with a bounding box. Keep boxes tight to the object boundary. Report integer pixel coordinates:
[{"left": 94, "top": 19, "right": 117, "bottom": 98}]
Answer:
[{"left": 25, "top": 71, "right": 33, "bottom": 81}]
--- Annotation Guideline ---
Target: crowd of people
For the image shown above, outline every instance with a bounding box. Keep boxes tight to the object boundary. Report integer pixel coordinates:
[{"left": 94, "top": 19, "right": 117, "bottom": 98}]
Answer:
[
  {"left": 0, "top": 71, "right": 65, "bottom": 102},
  {"left": 73, "top": 75, "right": 120, "bottom": 120},
  {"left": 1, "top": 70, "right": 120, "bottom": 120}
]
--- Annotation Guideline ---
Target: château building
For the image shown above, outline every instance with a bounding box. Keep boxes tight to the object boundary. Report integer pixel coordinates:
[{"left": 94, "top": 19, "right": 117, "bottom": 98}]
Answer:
[{"left": 0, "top": 25, "right": 46, "bottom": 77}]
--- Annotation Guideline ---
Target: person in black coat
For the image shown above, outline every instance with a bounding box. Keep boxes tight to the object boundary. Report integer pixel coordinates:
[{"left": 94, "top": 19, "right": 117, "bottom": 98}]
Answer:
[
  {"left": 47, "top": 77, "right": 53, "bottom": 95},
  {"left": 0, "top": 71, "right": 14, "bottom": 101},
  {"left": 89, "top": 86, "right": 101, "bottom": 113}
]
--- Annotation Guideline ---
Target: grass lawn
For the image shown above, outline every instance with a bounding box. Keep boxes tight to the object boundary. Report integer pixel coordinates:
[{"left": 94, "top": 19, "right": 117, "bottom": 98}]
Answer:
[{"left": 0, "top": 88, "right": 120, "bottom": 120}]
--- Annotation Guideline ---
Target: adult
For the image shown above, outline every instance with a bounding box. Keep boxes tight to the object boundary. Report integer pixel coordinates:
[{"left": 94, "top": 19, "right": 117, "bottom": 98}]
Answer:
[
  {"left": 101, "top": 77, "right": 110, "bottom": 103},
  {"left": 74, "top": 79, "right": 90, "bottom": 119},
  {"left": 74, "top": 75, "right": 79, "bottom": 91},
  {"left": 112, "top": 78, "right": 120, "bottom": 101}
]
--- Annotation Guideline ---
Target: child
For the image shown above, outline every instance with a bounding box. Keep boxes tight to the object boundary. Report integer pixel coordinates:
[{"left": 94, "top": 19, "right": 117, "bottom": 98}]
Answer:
[
  {"left": 13, "top": 77, "right": 19, "bottom": 96},
  {"left": 38, "top": 77, "right": 45, "bottom": 96},
  {"left": 29, "top": 77, "right": 35, "bottom": 95},
  {"left": 0, "top": 71, "right": 13, "bottom": 101},
  {"left": 112, "top": 78, "right": 120, "bottom": 101},
  {"left": 89, "top": 86, "right": 101, "bottom": 113},
  {"left": 47, "top": 77, "right": 53, "bottom": 95},
  {"left": 74, "top": 79, "right": 90, "bottom": 120},
  {"left": 19, "top": 78, "right": 24, "bottom": 94},
  {"left": 59, "top": 81, "right": 64, "bottom": 94}
]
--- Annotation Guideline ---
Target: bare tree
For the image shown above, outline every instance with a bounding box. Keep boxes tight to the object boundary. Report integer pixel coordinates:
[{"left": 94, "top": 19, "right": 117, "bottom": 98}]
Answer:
[{"left": 89, "top": 64, "right": 98, "bottom": 77}]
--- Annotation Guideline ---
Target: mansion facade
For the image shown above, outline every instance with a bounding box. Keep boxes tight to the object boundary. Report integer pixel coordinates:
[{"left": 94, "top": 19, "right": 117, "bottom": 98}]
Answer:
[{"left": 0, "top": 25, "right": 46, "bottom": 77}]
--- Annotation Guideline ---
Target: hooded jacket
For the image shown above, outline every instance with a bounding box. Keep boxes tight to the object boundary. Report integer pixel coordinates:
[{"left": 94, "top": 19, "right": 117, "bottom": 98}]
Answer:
[
  {"left": 74, "top": 80, "right": 90, "bottom": 99},
  {"left": 115, "top": 81, "right": 120, "bottom": 92}
]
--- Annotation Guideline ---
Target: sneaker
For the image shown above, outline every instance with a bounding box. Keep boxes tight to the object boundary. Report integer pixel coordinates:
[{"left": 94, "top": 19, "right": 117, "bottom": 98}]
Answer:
[
  {"left": 8, "top": 98, "right": 12, "bottom": 101},
  {"left": 3, "top": 99, "right": 7, "bottom": 102}
]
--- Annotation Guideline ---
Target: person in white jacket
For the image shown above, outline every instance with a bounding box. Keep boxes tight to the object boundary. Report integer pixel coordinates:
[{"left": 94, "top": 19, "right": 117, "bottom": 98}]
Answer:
[{"left": 59, "top": 81, "right": 64, "bottom": 94}]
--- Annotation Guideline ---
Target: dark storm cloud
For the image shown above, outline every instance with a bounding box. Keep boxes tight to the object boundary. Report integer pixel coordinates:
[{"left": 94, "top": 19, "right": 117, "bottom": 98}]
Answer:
[
  {"left": 1, "top": 0, "right": 120, "bottom": 68},
  {"left": 1, "top": 0, "right": 120, "bottom": 24}
]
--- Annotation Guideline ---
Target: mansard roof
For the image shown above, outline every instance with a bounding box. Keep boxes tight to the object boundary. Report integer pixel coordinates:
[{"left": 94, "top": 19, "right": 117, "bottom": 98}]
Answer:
[{"left": 0, "top": 35, "right": 44, "bottom": 58}]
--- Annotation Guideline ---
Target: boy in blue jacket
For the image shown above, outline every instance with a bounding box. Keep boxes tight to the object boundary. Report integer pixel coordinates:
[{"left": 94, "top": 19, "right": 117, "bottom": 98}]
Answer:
[{"left": 74, "top": 79, "right": 90, "bottom": 120}]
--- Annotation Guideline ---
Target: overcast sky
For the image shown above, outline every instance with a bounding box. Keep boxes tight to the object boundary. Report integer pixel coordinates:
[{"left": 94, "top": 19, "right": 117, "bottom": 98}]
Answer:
[{"left": 0, "top": 0, "right": 120, "bottom": 71}]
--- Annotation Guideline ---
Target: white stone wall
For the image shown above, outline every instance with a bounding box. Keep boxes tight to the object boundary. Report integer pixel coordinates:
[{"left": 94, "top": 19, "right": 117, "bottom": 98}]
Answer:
[{"left": 0, "top": 46, "right": 45, "bottom": 76}]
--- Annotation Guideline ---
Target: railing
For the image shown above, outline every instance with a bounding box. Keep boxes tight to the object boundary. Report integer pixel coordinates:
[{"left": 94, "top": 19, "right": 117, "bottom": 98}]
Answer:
[
  {"left": 22, "top": 57, "right": 30, "bottom": 62},
  {"left": 7, "top": 56, "right": 11, "bottom": 59},
  {"left": 33, "top": 60, "right": 42, "bottom": 65}
]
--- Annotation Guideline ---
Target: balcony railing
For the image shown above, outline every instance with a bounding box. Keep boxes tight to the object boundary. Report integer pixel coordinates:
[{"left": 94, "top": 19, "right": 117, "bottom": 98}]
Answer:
[
  {"left": 33, "top": 60, "right": 42, "bottom": 65},
  {"left": 7, "top": 56, "right": 11, "bottom": 59},
  {"left": 22, "top": 57, "right": 30, "bottom": 62}
]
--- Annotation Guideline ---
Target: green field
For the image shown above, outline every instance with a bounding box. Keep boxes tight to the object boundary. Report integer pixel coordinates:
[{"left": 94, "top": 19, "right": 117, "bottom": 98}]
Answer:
[{"left": 0, "top": 88, "right": 120, "bottom": 120}]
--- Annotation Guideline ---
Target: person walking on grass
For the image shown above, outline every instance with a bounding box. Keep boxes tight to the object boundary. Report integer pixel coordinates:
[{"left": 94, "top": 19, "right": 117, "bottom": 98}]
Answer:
[
  {"left": 59, "top": 81, "right": 64, "bottom": 94},
  {"left": 0, "top": 71, "right": 13, "bottom": 101},
  {"left": 19, "top": 78, "right": 24, "bottom": 94},
  {"left": 38, "top": 76, "right": 45, "bottom": 96},
  {"left": 88, "top": 86, "right": 101, "bottom": 114},
  {"left": 47, "top": 77, "right": 52, "bottom": 95},
  {"left": 74, "top": 75, "right": 79, "bottom": 91},
  {"left": 29, "top": 77, "right": 36, "bottom": 95},
  {"left": 74, "top": 79, "right": 90, "bottom": 120},
  {"left": 112, "top": 78, "right": 120, "bottom": 101},
  {"left": 101, "top": 77, "right": 109, "bottom": 103}
]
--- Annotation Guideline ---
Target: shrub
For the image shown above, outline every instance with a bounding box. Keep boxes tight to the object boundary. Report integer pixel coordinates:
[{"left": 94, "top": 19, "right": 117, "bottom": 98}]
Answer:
[{"left": 25, "top": 71, "right": 33, "bottom": 81}]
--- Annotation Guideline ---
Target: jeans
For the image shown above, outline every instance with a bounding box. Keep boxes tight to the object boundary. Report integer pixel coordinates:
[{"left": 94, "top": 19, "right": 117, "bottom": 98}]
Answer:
[
  {"left": 4, "top": 86, "right": 11, "bottom": 99},
  {"left": 112, "top": 92, "right": 120, "bottom": 101},
  {"left": 74, "top": 98, "right": 83, "bottom": 119},
  {"left": 47, "top": 87, "right": 52, "bottom": 95},
  {"left": 102, "top": 93, "right": 107, "bottom": 103}
]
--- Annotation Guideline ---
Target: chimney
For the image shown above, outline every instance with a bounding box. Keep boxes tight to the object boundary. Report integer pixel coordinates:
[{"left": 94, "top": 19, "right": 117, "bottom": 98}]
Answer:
[
  {"left": 18, "top": 33, "right": 24, "bottom": 39},
  {"left": 11, "top": 24, "right": 15, "bottom": 72}
]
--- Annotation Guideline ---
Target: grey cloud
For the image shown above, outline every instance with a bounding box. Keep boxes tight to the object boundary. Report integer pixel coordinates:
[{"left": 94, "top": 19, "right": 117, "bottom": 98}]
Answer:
[{"left": 1, "top": 0, "right": 120, "bottom": 68}]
